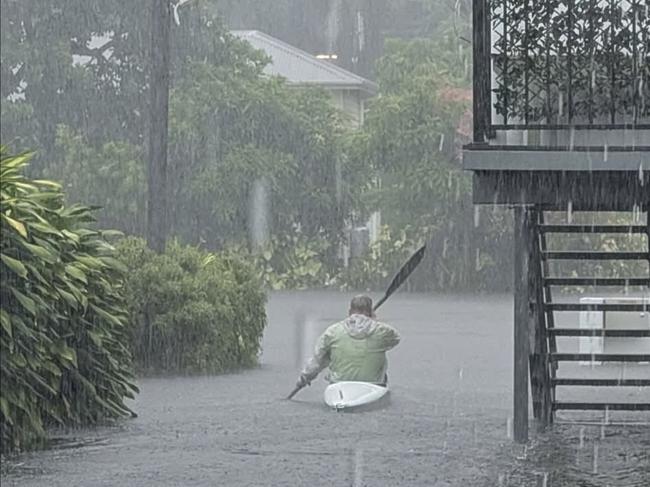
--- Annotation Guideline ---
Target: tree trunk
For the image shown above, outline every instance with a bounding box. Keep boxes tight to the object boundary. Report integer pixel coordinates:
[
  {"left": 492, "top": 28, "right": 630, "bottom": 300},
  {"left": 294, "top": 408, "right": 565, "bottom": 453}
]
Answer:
[{"left": 147, "top": 0, "right": 171, "bottom": 252}]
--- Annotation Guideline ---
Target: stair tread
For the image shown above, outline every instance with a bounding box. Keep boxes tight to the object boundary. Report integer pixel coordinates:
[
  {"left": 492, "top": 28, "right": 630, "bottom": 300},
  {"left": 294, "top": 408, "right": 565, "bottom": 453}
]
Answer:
[
  {"left": 553, "top": 378, "right": 650, "bottom": 386},
  {"left": 542, "top": 251, "right": 649, "bottom": 260},
  {"left": 548, "top": 328, "right": 650, "bottom": 337},
  {"left": 550, "top": 353, "right": 650, "bottom": 361},
  {"left": 553, "top": 402, "right": 650, "bottom": 411},
  {"left": 544, "top": 303, "right": 649, "bottom": 312},
  {"left": 539, "top": 225, "right": 647, "bottom": 233},
  {"left": 544, "top": 277, "right": 650, "bottom": 286}
]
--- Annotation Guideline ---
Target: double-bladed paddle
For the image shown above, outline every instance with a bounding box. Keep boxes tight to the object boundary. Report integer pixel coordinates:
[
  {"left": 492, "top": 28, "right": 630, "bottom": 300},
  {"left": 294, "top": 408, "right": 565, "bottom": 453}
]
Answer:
[{"left": 372, "top": 244, "right": 426, "bottom": 312}]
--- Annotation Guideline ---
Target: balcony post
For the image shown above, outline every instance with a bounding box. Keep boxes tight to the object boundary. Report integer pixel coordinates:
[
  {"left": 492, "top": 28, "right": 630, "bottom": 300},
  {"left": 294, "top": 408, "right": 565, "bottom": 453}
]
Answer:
[{"left": 472, "top": 0, "right": 491, "bottom": 143}]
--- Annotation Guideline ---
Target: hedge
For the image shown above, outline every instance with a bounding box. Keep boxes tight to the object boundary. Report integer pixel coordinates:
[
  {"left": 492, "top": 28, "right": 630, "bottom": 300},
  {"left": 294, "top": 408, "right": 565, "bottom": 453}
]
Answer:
[{"left": 117, "top": 237, "right": 267, "bottom": 374}]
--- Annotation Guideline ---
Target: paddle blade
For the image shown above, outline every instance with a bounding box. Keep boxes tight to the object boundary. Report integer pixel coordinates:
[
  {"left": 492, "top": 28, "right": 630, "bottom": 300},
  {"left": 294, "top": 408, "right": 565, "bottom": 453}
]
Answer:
[
  {"left": 373, "top": 244, "right": 426, "bottom": 311},
  {"left": 286, "top": 384, "right": 303, "bottom": 400}
]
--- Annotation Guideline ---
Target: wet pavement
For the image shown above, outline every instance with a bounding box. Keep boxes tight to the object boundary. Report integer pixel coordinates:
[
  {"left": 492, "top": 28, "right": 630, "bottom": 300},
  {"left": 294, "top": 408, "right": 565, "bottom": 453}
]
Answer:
[{"left": 2, "top": 292, "right": 649, "bottom": 486}]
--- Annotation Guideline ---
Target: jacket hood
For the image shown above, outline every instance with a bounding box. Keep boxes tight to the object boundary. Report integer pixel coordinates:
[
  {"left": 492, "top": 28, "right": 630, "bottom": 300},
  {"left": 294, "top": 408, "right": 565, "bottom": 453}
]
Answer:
[{"left": 343, "top": 314, "right": 378, "bottom": 338}]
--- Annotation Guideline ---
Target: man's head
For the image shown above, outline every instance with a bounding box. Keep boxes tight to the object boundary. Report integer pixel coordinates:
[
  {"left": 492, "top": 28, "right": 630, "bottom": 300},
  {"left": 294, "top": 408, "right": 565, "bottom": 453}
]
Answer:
[{"left": 349, "top": 295, "right": 373, "bottom": 317}]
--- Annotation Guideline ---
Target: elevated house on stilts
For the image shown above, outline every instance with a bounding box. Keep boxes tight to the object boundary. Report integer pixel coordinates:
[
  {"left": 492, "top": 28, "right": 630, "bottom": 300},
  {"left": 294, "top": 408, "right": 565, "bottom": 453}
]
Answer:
[{"left": 464, "top": 0, "right": 649, "bottom": 442}]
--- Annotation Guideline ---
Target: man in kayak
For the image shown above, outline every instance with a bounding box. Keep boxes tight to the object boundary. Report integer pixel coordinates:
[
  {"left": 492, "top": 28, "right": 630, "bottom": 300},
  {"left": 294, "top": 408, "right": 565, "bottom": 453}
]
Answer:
[{"left": 295, "top": 295, "right": 400, "bottom": 389}]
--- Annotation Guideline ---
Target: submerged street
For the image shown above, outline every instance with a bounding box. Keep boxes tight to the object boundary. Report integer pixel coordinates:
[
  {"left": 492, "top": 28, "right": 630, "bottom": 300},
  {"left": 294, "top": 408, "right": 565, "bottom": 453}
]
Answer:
[
  {"left": 2, "top": 292, "right": 648, "bottom": 486},
  {"left": 2, "top": 0, "right": 649, "bottom": 484}
]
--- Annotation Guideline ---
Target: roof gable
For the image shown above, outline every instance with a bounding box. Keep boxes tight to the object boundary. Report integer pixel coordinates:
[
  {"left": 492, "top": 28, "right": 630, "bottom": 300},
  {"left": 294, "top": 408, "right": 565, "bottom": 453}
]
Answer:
[{"left": 232, "top": 30, "right": 377, "bottom": 96}]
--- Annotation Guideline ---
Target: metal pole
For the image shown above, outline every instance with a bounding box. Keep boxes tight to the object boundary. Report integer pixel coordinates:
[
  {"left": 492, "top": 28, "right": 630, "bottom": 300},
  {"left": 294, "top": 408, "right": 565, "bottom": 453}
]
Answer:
[
  {"left": 513, "top": 206, "right": 530, "bottom": 443},
  {"left": 147, "top": 0, "right": 171, "bottom": 252}
]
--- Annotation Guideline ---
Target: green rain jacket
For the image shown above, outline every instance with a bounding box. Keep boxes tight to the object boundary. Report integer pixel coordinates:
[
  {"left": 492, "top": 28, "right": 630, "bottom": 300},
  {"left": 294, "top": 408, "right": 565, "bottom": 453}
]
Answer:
[{"left": 300, "top": 314, "right": 401, "bottom": 385}]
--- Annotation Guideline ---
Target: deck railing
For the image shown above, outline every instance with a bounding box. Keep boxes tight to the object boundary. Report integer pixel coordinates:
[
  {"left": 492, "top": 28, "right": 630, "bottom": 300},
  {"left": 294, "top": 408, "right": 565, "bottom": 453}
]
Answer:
[{"left": 472, "top": 0, "right": 650, "bottom": 143}]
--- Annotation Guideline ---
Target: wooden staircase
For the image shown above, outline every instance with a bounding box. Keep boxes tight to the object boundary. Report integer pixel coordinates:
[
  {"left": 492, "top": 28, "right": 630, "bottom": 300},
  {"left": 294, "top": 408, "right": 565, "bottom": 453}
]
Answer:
[{"left": 528, "top": 211, "right": 650, "bottom": 425}]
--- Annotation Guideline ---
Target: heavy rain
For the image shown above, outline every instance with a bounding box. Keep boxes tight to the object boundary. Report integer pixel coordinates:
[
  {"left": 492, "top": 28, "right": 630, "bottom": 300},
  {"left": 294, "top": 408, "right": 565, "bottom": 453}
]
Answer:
[{"left": 0, "top": 1, "right": 648, "bottom": 486}]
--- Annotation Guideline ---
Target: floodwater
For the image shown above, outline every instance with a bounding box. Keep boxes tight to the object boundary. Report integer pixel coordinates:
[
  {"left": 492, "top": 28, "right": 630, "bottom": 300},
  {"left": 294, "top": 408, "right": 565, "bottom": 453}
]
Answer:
[{"left": 2, "top": 292, "right": 648, "bottom": 486}]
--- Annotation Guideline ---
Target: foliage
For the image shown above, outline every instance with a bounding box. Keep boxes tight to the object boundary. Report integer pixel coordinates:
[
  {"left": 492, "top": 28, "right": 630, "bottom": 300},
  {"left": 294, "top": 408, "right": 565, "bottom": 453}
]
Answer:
[
  {"left": 352, "top": 35, "right": 513, "bottom": 291},
  {"left": 229, "top": 227, "right": 335, "bottom": 291},
  {"left": 212, "top": 0, "right": 472, "bottom": 79},
  {"left": 0, "top": 148, "right": 137, "bottom": 453},
  {"left": 1, "top": 1, "right": 151, "bottom": 169},
  {"left": 116, "top": 238, "right": 267, "bottom": 374},
  {"left": 336, "top": 225, "right": 423, "bottom": 292},
  {"left": 543, "top": 212, "right": 649, "bottom": 294},
  {"left": 53, "top": 126, "right": 146, "bottom": 235},
  {"left": 170, "top": 64, "right": 349, "bottom": 248},
  {"left": 211, "top": 0, "right": 386, "bottom": 78},
  {"left": 491, "top": 0, "right": 649, "bottom": 123},
  {"left": 1, "top": 0, "right": 514, "bottom": 294},
  {"left": 2, "top": 3, "right": 353, "bottom": 256},
  {"left": 1, "top": 1, "right": 265, "bottom": 167}
]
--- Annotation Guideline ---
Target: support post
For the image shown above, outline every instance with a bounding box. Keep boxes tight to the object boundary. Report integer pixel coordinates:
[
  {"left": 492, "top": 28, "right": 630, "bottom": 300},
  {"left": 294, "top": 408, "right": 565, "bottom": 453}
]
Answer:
[
  {"left": 513, "top": 206, "right": 531, "bottom": 443},
  {"left": 528, "top": 208, "right": 553, "bottom": 428},
  {"left": 528, "top": 208, "right": 542, "bottom": 422},
  {"left": 472, "top": 0, "right": 491, "bottom": 143}
]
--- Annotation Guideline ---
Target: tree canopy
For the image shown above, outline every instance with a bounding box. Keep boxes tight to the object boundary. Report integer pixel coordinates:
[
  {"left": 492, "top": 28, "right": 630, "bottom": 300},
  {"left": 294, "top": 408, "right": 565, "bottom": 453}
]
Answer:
[
  {"left": 1, "top": 0, "right": 512, "bottom": 291},
  {"left": 1, "top": 1, "right": 354, "bottom": 250}
]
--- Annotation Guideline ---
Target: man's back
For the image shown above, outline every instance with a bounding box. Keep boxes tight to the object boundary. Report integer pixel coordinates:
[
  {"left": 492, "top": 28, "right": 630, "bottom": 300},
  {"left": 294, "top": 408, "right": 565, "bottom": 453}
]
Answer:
[{"left": 302, "top": 313, "right": 400, "bottom": 385}]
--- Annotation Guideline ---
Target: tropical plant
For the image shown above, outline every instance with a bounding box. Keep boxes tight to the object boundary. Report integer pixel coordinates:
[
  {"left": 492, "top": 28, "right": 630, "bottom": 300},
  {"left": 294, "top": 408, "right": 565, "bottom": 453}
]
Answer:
[
  {"left": 351, "top": 34, "right": 514, "bottom": 292},
  {"left": 0, "top": 148, "right": 137, "bottom": 452},
  {"left": 116, "top": 237, "right": 267, "bottom": 374},
  {"left": 229, "top": 226, "right": 336, "bottom": 291},
  {"left": 335, "top": 225, "right": 426, "bottom": 292}
]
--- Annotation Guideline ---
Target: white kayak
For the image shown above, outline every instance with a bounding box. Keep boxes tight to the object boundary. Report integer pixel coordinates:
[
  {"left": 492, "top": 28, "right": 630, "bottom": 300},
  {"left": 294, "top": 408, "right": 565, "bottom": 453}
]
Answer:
[{"left": 323, "top": 381, "right": 389, "bottom": 410}]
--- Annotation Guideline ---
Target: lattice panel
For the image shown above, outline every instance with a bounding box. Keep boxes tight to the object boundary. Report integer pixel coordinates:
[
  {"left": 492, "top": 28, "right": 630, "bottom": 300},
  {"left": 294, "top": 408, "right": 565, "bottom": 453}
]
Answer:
[{"left": 490, "top": 0, "right": 650, "bottom": 126}]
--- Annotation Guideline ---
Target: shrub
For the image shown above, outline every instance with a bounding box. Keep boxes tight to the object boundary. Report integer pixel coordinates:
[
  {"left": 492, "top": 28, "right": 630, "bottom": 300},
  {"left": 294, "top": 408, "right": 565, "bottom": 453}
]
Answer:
[
  {"left": 335, "top": 225, "right": 422, "bottom": 292},
  {"left": 229, "top": 227, "right": 335, "bottom": 291},
  {"left": 116, "top": 238, "right": 267, "bottom": 374},
  {"left": 0, "top": 148, "right": 137, "bottom": 453}
]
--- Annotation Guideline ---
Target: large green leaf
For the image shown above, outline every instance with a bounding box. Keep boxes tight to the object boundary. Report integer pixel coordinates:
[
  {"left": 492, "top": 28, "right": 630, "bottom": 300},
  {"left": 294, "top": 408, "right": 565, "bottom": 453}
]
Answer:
[
  {"left": 53, "top": 341, "right": 78, "bottom": 366},
  {"left": 57, "top": 288, "right": 79, "bottom": 309},
  {"left": 0, "top": 397, "right": 12, "bottom": 425},
  {"left": 10, "top": 289, "right": 37, "bottom": 316},
  {"left": 10, "top": 353, "right": 27, "bottom": 368},
  {"left": 89, "top": 304, "right": 123, "bottom": 327},
  {"left": 27, "top": 221, "right": 63, "bottom": 236},
  {"left": 1, "top": 153, "right": 32, "bottom": 169},
  {"left": 21, "top": 241, "right": 57, "bottom": 264},
  {"left": 1, "top": 214, "right": 27, "bottom": 238},
  {"left": 0, "top": 309, "right": 12, "bottom": 338},
  {"left": 31, "top": 180, "right": 61, "bottom": 190},
  {"left": 65, "top": 264, "right": 87, "bottom": 284},
  {"left": 1, "top": 253, "right": 28, "bottom": 278}
]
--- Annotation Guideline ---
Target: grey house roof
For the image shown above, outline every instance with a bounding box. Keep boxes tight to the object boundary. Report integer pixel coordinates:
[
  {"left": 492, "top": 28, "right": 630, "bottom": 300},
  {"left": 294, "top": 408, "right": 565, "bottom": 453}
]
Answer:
[{"left": 232, "top": 30, "right": 378, "bottom": 97}]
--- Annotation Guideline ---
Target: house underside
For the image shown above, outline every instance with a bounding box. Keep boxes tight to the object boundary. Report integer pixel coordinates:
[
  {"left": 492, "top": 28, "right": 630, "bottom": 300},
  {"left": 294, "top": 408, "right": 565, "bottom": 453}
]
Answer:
[{"left": 465, "top": 0, "right": 650, "bottom": 442}]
